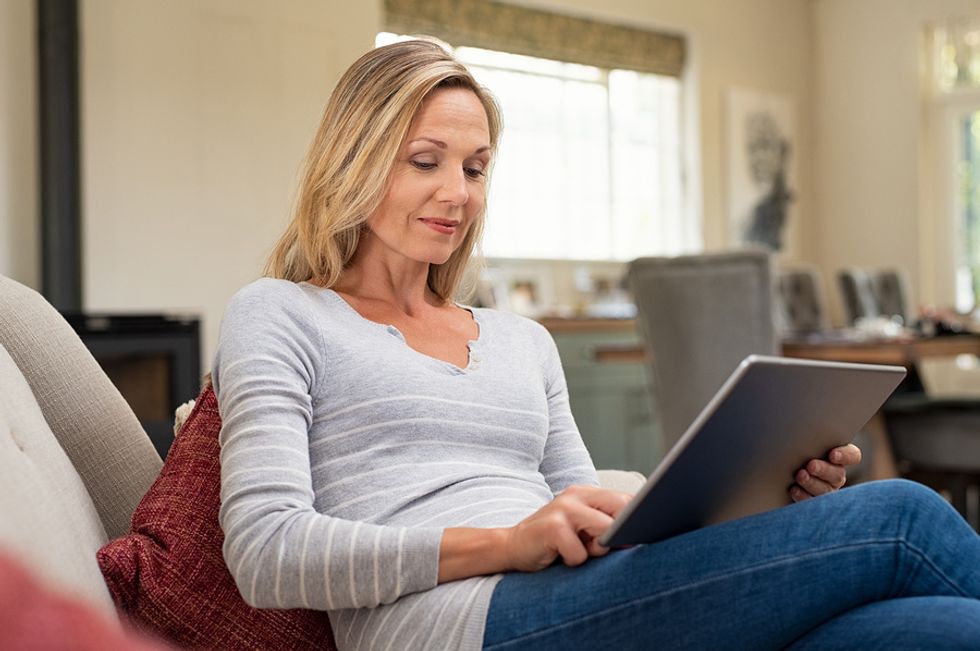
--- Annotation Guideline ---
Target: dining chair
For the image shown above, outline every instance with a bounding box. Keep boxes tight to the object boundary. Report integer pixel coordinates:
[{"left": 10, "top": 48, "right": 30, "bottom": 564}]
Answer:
[
  {"left": 837, "top": 267, "right": 879, "bottom": 325},
  {"left": 873, "top": 268, "right": 912, "bottom": 325},
  {"left": 627, "top": 249, "right": 778, "bottom": 451},
  {"left": 775, "top": 266, "right": 828, "bottom": 335},
  {"left": 837, "top": 267, "right": 912, "bottom": 326}
]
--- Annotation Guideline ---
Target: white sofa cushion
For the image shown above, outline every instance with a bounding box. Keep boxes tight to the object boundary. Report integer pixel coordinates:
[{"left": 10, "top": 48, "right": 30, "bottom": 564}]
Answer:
[{"left": 0, "top": 344, "right": 114, "bottom": 614}]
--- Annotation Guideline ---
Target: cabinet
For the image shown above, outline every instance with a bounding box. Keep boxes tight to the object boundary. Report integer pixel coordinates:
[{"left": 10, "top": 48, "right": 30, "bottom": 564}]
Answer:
[{"left": 546, "top": 322, "right": 662, "bottom": 474}]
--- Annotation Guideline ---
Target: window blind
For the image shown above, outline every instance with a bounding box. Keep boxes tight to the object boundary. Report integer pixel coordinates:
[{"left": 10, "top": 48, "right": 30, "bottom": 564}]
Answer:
[{"left": 384, "top": 0, "right": 685, "bottom": 78}]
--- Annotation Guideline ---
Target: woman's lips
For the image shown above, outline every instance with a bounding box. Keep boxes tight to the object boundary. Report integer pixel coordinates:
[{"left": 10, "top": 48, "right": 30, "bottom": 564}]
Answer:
[{"left": 418, "top": 218, "right": 459, "bottom": 235}]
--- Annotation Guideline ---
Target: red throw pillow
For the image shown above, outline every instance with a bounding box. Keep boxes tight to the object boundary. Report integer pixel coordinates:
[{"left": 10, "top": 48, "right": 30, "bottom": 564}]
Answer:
[{"left": 97, "top": 384, "right": 337, "bottom": 650}]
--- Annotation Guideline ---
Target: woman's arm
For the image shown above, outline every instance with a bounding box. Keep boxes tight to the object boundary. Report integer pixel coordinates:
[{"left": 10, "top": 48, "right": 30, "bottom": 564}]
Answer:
[
  {"left": 214, "top": 281, "right": 443, "bottom": 610},
  {"left": 437, "top": 485, "right": 633, "bottom": 583},
  {"left": 534, "top": 325, "right": 600, "bottom": 493}
]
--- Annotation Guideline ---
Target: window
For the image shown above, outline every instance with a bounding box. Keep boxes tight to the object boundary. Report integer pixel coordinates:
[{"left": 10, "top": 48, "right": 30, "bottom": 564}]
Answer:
[
  {"left": 958, "top": 112, "right": 980, "bottom": 311},
  {"left": 376, "top": 32, "right": 694, "bottom": 261},
  {"left": 927, "top": 18, "right": 980, "bottom": 311}
]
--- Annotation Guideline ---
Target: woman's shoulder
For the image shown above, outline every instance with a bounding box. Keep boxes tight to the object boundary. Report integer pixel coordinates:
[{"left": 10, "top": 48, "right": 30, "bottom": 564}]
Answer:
[
  {"left": 228, "top": 277, "right": 305, "bottom": 304},
  {"left": 221, "top": 278, "right": 326, "bottom": 331}
]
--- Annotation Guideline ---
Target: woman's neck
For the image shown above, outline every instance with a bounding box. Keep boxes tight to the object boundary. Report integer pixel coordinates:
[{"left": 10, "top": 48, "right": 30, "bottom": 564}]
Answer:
[{"left": 334, "top": 250, "right": 442, "bottom": 317}]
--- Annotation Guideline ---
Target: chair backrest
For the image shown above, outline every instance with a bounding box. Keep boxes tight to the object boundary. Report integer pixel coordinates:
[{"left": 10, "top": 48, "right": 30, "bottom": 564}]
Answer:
[
  {"left": 873, "top": 269, "right": 911, "bottom": 325},
  {"left": 0, "top": 275, "right": 162, "bottom": 540},
  {"left": 837, "top": 267, "right": 880, "bottom": 324},
  {"left": 837, "top": 267, "right": 912, "bottom": 326},
  {"left": 628, "top": 250, "right": 778, "bottom": 451},
  {"left": 775, "top": 266, "right": 828, "bottom": 335}
]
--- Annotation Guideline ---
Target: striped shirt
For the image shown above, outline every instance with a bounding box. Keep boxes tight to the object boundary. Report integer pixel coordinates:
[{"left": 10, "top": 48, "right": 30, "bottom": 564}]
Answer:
[{"left": 212, "top": 278, "right": 598, "bottom": 651}]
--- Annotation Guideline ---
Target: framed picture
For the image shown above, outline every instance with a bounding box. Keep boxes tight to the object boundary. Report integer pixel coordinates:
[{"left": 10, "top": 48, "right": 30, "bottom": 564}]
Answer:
[{"left": 725, "top": 88, "right": 798, "bottom": 253}]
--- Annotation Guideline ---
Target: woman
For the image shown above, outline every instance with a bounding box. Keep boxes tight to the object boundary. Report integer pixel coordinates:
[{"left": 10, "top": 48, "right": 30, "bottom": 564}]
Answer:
[{"left": 213, "top": 40, "right": 980, "bottom": 650}]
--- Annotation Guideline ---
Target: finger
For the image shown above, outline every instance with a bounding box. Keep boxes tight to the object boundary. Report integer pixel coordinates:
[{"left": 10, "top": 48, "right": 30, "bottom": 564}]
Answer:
[
  {"left": 829, "top": 444, "right": 862, "bottom": 467},
  {"left": 806, "top": 459, "right": 847, "bottom": 489},
  {"left": 561, "top": 485, "right": 634, "bottom": 519},
  {"left": 584, "top": 534, "right": 611, "bottom": 558},
  {"left": 796, "top": 468, "right": 837, "bottom": 497},
  {"left": 565, "top": 500, "right": 616, "bottom": 539},
  {"left": 789, "top": 483, "right": 810, "bottom": 502},
  {"left": 555, "top": 525, "right": 589, "bottom": 566}
]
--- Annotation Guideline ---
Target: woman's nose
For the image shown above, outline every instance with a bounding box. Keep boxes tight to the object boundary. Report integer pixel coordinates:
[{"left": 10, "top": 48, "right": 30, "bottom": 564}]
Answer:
[{"left": 436, "top": 169, "right": 469, "bottom": 206}]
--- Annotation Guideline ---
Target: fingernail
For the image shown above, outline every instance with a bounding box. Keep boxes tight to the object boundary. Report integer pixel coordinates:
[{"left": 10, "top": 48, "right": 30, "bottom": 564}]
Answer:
[{"left": 831, "top": 451, "right": 841, "bottom": 463}]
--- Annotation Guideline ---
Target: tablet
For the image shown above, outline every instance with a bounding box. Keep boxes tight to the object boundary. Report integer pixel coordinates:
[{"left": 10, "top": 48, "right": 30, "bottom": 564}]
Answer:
[{"left": 599, "top": 354, "right": 906, "bottom": 547}]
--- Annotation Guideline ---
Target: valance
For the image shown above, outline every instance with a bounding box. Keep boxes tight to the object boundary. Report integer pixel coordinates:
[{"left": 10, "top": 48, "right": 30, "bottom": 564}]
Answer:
[{"left": 384, "top": 0, "right": 686, "bottom": 77}]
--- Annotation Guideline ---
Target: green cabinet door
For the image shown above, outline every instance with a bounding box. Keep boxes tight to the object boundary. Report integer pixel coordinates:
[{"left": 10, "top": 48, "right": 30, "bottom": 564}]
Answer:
[{"left": 552, "top": 330, "right": 662, "bottom": 474}]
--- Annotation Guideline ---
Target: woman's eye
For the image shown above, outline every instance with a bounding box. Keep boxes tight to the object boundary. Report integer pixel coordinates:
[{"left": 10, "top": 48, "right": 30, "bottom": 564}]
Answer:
[
  {"left": 464, "top": 167, "right": 485, "bottom": 180},
  {"left": 411, "top": 160, "right": 436, "bottom": 171}
]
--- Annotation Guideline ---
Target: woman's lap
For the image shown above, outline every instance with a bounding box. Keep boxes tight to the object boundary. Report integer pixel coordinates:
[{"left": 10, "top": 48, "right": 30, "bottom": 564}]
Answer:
[{"left": 483, "top": 479, "right": 980, "bottom": 650}]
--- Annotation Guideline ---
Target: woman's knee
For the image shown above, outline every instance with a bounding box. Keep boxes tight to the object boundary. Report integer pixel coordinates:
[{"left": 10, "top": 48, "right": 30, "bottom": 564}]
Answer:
[
  {"left": 847, "top": 478, "right": 944, "bottom": 508},
  {"left": 843, "top": 478, "right": 963, "bottom": 532}
]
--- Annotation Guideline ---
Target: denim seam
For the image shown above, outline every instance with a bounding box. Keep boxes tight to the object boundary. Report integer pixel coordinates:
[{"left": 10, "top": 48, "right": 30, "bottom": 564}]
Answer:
[
  {"left": 484, "top": 537, "right": 968, "bottom": 650},
  {"left": 897, "top": 538, "right": 970, "bottom": 598}
]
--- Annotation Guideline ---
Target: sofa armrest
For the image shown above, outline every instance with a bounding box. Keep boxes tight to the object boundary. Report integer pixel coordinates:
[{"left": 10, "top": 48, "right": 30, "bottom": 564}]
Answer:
[{"left": 596, "top": 469, "right": 645, "bottom": 493}]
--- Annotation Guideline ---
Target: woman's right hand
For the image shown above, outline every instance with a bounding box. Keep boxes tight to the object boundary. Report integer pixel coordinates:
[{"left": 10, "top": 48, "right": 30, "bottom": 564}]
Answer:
[
  {"left": 437, "top": 486, "right": 633, "bottom": 583},
  {"left": 505, "top": 485, "right": 633, "bottom": 572}
]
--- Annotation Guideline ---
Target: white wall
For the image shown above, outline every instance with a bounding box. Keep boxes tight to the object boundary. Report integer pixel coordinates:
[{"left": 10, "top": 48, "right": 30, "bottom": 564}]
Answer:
[
  {"left": 80, "top": 0, "right": 381, "bottom": 365},
  {"left": 0, "top": 0, "right": 39, "bottom": 289},
  {"left": 812, "top": 0, "right": 980, "bottom": 321},
  {"left": 17, "top": 0, "right": 962, "bottom": 355}
]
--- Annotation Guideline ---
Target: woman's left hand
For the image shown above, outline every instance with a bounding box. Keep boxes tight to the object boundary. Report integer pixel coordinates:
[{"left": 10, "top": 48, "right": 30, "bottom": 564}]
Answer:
[{"left": 789, "top": 443, "right": 862, "bottom": 502}]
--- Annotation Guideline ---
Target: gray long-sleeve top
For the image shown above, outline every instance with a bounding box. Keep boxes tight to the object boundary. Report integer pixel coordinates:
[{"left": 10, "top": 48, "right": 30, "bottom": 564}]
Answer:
[{"left": 212, "top": 278, "right": 599, "bottom": 650}]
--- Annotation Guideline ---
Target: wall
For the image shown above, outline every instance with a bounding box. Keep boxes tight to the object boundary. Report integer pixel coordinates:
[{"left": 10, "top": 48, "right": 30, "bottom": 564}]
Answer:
[
  {"left": 0, "top": 0, "right": 39, "bottom": 289},
  {"left": 80, "top": 0, "right": 381, "bottom": 365},
  {"left": 812, "top": 0, "right": 980, "bottom": 320}
]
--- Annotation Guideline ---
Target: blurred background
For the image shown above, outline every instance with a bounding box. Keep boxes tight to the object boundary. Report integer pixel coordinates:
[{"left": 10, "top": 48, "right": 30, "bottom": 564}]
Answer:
[
  {"left": 7, "top": 0, "right": 967, "bottom": 358},
  {"left": 7, "top": 0, "right": 980, "bottom": 514}
]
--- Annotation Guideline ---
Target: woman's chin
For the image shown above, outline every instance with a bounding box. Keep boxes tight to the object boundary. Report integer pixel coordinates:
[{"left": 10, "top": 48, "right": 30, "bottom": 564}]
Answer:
[
  {"left": 422, "top": 247, "right": 457, "bottom": 266},
  {"left": 427, "top": 256, "right": 453, "bottom": 267}
]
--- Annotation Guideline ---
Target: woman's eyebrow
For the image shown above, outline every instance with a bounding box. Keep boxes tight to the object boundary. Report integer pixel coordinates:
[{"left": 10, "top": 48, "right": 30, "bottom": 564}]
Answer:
[{"left": 409, "top": 137, "right": 491, "bottom": 155}]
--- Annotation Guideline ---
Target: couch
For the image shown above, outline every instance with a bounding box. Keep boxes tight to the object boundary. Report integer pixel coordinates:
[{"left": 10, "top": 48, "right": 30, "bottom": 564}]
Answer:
[{"left": 0, "top": 274, "right": 644, "bottom": 647}]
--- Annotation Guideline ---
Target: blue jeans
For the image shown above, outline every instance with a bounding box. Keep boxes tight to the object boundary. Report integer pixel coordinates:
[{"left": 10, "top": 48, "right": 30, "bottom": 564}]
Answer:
[{"left": 483, "top": 480, "right": 980, "bottom": 650}]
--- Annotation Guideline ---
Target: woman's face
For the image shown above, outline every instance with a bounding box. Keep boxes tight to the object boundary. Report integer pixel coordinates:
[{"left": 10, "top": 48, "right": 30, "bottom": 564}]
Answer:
[{"left": 365, "top": 87, "right": 491, "bottom": 266}]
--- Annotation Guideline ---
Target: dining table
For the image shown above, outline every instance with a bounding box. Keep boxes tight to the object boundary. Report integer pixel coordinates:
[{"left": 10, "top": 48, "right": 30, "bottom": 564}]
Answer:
[{"left": 581, "top": 325, "right": 980, "bottom": 483}]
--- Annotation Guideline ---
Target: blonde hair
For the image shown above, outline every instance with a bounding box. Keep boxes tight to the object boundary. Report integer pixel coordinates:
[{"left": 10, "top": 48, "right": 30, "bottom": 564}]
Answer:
[{"left": 264, "top": 39, "right": 502, "bottom": 301}]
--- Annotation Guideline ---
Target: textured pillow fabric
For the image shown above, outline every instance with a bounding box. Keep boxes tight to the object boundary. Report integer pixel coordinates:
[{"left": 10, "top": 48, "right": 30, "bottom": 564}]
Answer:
[{"left": 97, "top": 384, "right": 337, "bottom": 650}]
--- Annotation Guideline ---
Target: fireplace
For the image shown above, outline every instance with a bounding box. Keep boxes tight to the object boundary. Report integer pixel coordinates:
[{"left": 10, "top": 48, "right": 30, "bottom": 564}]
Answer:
[{"left": 63, "top": 313, "right": 202, "bottom": 459}]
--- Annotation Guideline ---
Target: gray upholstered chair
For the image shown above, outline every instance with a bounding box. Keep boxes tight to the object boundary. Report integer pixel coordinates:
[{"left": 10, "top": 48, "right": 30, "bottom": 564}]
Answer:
[{"left": 627, "top": 250, "right": 778, "bottom": 451}]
